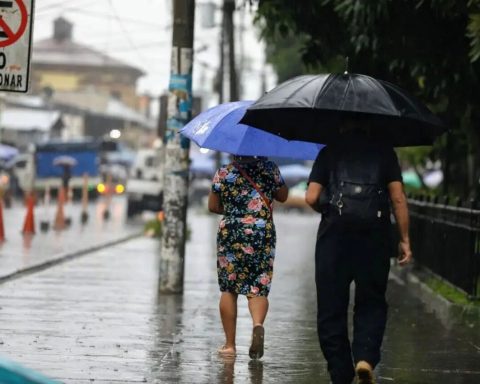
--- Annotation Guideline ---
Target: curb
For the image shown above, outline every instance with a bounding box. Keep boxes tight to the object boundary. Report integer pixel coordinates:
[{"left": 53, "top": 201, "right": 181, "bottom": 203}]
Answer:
[
  {"left": 0, "top": 231, "right": 143, "bottom": 284},
  {"left": 390, "top": 264, "right": 479, "bottom": 329}
]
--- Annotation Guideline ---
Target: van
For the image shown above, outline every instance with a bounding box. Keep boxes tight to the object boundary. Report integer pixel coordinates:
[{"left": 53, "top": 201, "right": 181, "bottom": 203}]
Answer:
[{"left": 126, "top": 148, "right": 164, "bottom": 216}]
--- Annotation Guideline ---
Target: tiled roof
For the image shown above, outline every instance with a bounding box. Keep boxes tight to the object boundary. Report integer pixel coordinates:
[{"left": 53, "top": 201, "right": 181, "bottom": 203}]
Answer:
[{"left": 33, "top": 38, "right": 144, "bottom": 77}]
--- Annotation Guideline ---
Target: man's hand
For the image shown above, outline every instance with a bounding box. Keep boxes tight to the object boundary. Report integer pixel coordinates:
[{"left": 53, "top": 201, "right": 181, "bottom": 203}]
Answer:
[
  {"left": 389, "top": 181, "right": 412, "bottom": 266},
  {"left": 397, "top": 240, "right": 412, "bottom": 266}
]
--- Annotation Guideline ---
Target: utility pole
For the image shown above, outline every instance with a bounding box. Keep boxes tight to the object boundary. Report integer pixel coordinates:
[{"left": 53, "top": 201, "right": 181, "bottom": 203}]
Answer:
[
  {"left": 159, "top": 0, "right": 195, "bottom": 293},
  {"left": 218, "top": 0, "right": 238, "bottom": 103},
  {"left": 224, "top": 0, "right": 238, "bottom": 102},
  {"left": 215, "top": 0, "right": 238, "bottom": 168}
]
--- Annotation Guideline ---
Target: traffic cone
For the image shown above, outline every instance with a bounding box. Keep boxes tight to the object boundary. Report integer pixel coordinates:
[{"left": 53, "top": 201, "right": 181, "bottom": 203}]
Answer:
[
  {"left": 0, "top": 198, "right": 5, "bottom": 242},
  {"left": 22, "top": 193, "right": 36, "bottom": 235},
  {"left": 81, "top": 173, "right": 89, "bottom": 224},
  {"left": 53, "top": 187, "right": 66, "bottom": 231},
  {"left": 23, "top": 232, "right": 33, "bottom": 250}
]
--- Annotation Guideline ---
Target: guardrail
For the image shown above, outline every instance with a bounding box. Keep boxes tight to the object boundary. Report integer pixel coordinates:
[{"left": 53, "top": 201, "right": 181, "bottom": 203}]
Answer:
[{"left": 407, "top": 195, "right": 480, "bottom": 299}]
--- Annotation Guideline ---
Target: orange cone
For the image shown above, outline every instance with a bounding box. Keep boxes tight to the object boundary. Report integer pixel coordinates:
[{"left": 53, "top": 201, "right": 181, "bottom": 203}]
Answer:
[
  {"left": 22, "top": 193, "right": 36, "bottom": 235},
  {"left": 0, "top": 198, "right": 5, "bottom": 242},
  {"left": 53, "top": 187, "right": 66, "bottom": 231}
]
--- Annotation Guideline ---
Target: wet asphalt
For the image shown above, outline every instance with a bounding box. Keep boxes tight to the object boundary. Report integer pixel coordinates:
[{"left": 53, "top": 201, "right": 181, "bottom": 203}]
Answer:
[{"left": 0, "top": 208, "right": 478, "bottom": 383}]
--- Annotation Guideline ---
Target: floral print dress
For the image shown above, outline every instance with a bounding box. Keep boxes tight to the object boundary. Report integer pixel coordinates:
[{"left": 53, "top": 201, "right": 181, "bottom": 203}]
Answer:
[{"left": 211, "top": 159, "right": 285, "bottom": 297}]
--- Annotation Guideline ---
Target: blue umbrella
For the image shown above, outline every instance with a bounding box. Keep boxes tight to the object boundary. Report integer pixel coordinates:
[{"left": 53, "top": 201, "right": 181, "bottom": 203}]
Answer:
[
  {"left": 0, "top": 144, "right": 18, "bottom": 161},
  {"left": 180, "top": 101, "right": 324, "bottom": 160}
]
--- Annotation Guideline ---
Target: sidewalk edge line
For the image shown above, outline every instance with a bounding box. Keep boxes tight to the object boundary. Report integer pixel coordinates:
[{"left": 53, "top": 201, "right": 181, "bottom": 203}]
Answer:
[{"left": 0, "top": 232, "right": 143, "bottom": 284}]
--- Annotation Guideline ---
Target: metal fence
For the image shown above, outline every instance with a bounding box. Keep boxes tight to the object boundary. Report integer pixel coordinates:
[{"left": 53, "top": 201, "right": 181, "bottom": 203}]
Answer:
[{"left": 407, "top": 196, "right": 480, "bottom": 298}]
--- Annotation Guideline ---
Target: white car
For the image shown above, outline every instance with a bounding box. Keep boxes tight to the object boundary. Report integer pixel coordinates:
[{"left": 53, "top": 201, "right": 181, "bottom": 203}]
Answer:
[{"left": 126, "top": 148, "right": 164, "bottom": 217}]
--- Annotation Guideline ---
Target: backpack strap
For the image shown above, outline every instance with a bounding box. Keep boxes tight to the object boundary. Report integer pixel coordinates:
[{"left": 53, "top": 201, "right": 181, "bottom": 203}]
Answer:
[
  {"left": 327, "top": 150, "right": 343, "bottom": 214},
  {"left": 233, "top": 161, "right": 273, "bottom": 216}
]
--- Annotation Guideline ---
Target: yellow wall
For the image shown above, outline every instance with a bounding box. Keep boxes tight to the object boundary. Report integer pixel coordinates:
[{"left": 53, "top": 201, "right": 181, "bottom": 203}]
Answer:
[
  {"left": 38, "top": 72, "right": 79, "bottom": 91},
  {"left": 33, "top": 67, "right": 140, "bottom": 110}
]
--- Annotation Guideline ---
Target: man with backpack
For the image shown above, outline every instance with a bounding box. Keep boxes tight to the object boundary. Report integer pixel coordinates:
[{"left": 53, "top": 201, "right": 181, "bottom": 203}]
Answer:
[{"left": 305, "top": 124, "right": 412, "bottom": 384}]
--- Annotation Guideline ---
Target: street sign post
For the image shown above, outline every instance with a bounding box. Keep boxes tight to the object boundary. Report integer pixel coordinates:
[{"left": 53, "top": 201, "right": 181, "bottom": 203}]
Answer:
[{"left": 0, "top": 0, "right": 34, "bottom": 93}]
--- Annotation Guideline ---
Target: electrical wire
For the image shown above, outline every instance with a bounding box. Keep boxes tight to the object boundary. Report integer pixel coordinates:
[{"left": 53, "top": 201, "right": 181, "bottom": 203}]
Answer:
[
  {"left": 36, "top": 0, "right": 99, "bottom": 14},
  {"left": 34, "top": 1, "right": 170, "bottom": 64},
  {"left": 35, "top": 4, "right": 168, "bottom": 29},
  {"left": 107, "top": 0, "right": 148, "bottom": 68},
  {"left": 94, "top": 41, "right": 170, "bottom": 52}
]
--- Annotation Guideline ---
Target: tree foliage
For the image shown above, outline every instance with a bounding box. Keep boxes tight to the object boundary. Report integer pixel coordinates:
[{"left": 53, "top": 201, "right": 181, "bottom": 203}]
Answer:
[{"left": 255, "top": 0, "right": 480, "bottom": 197}]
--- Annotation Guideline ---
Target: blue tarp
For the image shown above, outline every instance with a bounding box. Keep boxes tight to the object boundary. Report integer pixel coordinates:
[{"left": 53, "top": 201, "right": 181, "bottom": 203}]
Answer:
[{"left": 36, "top": 150, "right": 99, "bottom": 178}]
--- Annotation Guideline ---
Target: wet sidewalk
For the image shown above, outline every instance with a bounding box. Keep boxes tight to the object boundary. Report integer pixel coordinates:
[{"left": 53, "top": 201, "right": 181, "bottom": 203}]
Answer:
[
  {"left": 0, "top": 197, "right": 141, "bottom": 281},
  {"left": 0, "top": 210, "right": 478, "bottom": 383}
]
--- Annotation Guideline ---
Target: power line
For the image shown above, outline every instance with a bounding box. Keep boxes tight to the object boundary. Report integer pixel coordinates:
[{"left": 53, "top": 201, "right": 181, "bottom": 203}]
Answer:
[
  {"left": 34, "top": 22, "right": 169, "bottom": 46},
  {"left": 36, "top": 0, "right": 99, "bottom": 13},
  {"left": 107, "top": 0, "right": 148, "bottom": 66},
  {"left": 93, "top": 41, "right": 170, "bottom": 52},
  {"left": 36, "top": 5, "right": 169, "bottom": 30},
  {"left": 71, "top": 30, "right": 169, "bottom": 45}
]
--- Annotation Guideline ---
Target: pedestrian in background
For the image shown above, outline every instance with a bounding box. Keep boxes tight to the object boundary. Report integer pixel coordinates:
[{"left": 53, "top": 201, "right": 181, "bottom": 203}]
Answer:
[
  {"left": 61, "top": 164, "right": 72, "bottom": 191},
  {"left": 305, "top": 119, "right": 412, "bottom": 384},
  {"left": 208, "top": 155, "right": 288, "bottom": 359}
]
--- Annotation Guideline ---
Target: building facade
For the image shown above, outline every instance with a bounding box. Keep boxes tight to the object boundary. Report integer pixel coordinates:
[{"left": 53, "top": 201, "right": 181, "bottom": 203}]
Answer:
[{"left": 32, "top": 17, "right": 144, "bottom": 110}]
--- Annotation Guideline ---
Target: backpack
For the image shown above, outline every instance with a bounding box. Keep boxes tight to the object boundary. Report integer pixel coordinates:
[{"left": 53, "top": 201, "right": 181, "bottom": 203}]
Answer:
[{"left": 325, "top": 149, "right": 390, "bottom": 228}]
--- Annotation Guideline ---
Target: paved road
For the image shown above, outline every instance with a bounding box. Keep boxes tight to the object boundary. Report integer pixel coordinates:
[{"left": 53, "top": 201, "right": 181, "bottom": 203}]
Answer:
[{"left": 0, "top": 210, "right": 478, "bottom": 383}]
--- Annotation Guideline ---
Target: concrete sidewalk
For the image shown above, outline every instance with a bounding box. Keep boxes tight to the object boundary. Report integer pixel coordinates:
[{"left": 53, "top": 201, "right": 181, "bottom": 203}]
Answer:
[
  {"left": 0, "top": 210, "right": 478, "bottom": 383},
  {"left": 0, "top": 197, "right": 142, "bottom": 281}
]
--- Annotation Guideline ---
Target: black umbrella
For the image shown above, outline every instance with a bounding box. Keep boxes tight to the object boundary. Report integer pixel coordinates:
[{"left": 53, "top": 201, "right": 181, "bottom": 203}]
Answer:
[{"left": 240, "top": 73, "right": 447, "bottom": 147}]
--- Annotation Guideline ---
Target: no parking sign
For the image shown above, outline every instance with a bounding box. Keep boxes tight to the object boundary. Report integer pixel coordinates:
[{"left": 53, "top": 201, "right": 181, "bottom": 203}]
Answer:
[{"left": 0, "top": 0, "right": 34, "bottom": 93}]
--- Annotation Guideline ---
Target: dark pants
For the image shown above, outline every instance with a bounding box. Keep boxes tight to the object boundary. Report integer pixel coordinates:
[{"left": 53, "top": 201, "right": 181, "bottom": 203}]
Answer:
[{"left": 315, "top": 225, "right": 392, "bottom": 384}]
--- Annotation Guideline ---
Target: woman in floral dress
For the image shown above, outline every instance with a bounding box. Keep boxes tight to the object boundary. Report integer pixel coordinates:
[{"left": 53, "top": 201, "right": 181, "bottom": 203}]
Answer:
[{"left": 208, "top": 156, "right": 288, "bottom": 359}]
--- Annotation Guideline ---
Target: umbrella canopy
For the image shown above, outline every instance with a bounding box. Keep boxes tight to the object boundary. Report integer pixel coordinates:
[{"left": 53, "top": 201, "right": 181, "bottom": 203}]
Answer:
[
  {"left": 180, "top": 100, "right": 324, "bottom": 160},
  {"left": 240, "top": 73, "right": 447, "bottom": 147},
  {"left": 53, "top": 155, "right": 78, "bottom": 167},
  {"left": 0, "top": 144, "right": 18, "bottom": 161},
  {"left": 423, "top": 169, "right": 443, "bottom": 188}
]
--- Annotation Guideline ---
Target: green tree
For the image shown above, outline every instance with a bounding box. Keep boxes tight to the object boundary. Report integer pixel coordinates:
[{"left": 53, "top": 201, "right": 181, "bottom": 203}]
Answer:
[
  {"left": 264, "top": 35, "right": 307, "bottom": 83},
  {"left": 255, "top": 0, "right": 480, "bottom": 198}
]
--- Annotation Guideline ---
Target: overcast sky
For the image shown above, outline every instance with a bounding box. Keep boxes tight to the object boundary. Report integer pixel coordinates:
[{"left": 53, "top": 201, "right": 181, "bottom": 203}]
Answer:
[{"left": 32, "top": 0, "right": 275, "bottom": 103}]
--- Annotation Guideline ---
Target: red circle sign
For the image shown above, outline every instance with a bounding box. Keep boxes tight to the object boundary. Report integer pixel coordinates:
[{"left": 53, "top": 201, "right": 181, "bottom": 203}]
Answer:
[{"left": 0, "top": 0, "right": 28, "bottom": 48}]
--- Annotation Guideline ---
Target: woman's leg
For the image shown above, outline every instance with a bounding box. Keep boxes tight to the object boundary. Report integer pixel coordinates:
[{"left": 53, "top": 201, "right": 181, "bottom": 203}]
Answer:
[
  {"left": 247, "top": 296, "right": 269, "bottom": 326},
  {"left": 219, "top": 292, "right": 238, "bottom": 353},
  {"left": 247, "top": 296, "right": 269, "bottom": 359}
]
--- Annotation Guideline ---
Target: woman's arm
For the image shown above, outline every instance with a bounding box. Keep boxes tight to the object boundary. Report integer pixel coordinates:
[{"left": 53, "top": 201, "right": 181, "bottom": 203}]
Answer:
[
  {"left": 274, "top": 184, "right": 289, "bottom": 202},
  {"left": 208, "top": 191, "right": 224, "bottom": 214}
]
